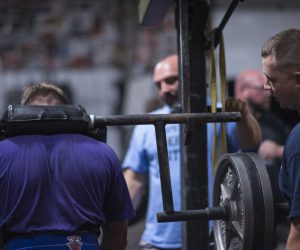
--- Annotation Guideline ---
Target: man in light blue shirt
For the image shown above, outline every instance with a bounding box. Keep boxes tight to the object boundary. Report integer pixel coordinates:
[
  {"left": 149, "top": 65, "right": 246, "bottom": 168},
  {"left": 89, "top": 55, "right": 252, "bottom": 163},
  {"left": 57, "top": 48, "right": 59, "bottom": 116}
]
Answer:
[{"left": 123, "top": 54, "right": 261, "bottom": 250}]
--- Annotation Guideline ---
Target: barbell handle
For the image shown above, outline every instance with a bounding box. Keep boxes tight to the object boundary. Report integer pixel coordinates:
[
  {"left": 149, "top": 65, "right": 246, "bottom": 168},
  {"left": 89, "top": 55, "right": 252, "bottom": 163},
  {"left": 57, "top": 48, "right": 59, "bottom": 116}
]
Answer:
[{"left": 157, "top": 206, "right": 229, "bottom": 222}]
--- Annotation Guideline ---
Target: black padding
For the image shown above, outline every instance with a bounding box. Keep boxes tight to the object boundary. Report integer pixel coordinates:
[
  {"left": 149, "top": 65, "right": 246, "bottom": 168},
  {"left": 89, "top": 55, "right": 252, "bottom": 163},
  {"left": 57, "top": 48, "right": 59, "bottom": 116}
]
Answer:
[
  {"left": 86, "top": 127, "right": 107, "bottom": 143},
  {"left": 0, "top": 105, "right": 106, "bottom": 142}
]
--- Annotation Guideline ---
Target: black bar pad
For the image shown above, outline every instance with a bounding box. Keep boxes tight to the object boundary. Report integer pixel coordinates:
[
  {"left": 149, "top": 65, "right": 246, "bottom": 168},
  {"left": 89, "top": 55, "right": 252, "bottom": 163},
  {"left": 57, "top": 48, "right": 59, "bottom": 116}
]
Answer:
[{"left": 0, "top": 105, "right": 106, "bottom": 142}]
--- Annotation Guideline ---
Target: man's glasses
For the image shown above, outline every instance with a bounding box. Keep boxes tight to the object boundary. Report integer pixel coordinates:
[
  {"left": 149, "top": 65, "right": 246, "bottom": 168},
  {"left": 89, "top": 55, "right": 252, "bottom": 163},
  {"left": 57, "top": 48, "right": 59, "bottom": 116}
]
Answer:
[{"left": 155, "top": 76, "right": 178, "bottom": 88}]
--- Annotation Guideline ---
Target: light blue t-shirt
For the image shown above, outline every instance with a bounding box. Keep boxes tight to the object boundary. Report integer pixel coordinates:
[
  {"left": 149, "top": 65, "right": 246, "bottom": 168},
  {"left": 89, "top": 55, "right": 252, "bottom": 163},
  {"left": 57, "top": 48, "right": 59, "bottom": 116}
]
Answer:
[{"left": 122, "top": 105, "right": 240, "bottom": 249}]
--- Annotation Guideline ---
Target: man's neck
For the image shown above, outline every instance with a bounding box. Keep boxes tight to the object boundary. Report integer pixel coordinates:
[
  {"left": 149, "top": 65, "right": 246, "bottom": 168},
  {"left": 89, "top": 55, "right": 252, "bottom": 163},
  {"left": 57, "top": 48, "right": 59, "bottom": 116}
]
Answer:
[{"left": 169, "top": 103, "right": 181, "bottom": 113}]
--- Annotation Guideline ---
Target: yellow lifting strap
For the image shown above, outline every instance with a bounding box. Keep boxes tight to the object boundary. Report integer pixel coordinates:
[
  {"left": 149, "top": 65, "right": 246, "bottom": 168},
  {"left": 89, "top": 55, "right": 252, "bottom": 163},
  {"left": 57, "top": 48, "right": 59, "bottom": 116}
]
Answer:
[{"left": 210, "top": 29, "right": 228, "bottom": 174}]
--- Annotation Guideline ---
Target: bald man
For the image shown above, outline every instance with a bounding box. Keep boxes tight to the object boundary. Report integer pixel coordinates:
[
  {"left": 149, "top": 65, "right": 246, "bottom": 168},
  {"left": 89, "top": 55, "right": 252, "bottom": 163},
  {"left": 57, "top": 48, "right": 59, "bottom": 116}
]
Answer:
[
  {"left": 235, "top": 70, "right": 289, "bottom": 249},
  {"left": 235, "top": 70, "right": 270, "bottom": 115},
  {"left": 123, "top": 55, "right": 261, "bottom": 250},
  {"left": 153, "top": 54, "right": 179, "bottom": 107},
  {"left": 234, "top": 70, "right": 286, "bottom": 165}
]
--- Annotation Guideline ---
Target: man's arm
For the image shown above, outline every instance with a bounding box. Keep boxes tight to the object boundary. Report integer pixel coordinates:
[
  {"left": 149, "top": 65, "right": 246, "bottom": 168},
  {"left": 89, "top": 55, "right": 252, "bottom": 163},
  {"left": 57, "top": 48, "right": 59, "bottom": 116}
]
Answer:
[
  {"left": 286, "top": 217, "right": 300, "bottom": 250},
  {"left": 225, "top": 97, "right": 262, "bottom": 150},
  {"left": 124, "top": 168, "right": 148, "bottom": 210},
  {"left": 101, "top": 220, "right": 128, "bottom": 250}
]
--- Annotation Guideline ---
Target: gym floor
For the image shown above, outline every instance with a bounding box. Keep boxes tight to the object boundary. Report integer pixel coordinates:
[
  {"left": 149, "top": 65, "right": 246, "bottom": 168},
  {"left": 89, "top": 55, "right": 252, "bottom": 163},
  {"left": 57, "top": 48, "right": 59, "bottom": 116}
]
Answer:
[
  {"left": 125, "top": 219, "right": 288, "bottom": 250},
  {"left": 127, "top": 218, "right": 145, "bottom": 250}
]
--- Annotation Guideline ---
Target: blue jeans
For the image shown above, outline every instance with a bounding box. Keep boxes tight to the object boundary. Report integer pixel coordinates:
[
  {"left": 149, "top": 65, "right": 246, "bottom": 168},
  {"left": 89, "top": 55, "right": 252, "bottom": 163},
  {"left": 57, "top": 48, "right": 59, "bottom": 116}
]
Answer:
[{"left": 6, "top": 231, "right": 100, "bottom": 250}]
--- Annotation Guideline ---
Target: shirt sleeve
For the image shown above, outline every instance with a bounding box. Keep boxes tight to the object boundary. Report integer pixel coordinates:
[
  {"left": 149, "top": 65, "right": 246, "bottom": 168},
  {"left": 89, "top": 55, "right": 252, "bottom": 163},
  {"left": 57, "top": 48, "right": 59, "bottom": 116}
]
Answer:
[
  {"left": 122, "top": 125, "right": 149, "bottom": 173},
  {"left": 286, "top": 153, "right": 300, "bottom": 219},
  {"left": 103, "top": 148, "right": 135, "bottom": 222}
]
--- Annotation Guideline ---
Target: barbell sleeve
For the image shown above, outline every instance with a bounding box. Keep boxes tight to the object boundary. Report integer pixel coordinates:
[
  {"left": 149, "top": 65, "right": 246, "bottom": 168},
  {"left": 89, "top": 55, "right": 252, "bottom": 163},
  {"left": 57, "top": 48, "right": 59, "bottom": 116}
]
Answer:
[{"left": 157, "top": 206, "right": 229, "bottom": 222}]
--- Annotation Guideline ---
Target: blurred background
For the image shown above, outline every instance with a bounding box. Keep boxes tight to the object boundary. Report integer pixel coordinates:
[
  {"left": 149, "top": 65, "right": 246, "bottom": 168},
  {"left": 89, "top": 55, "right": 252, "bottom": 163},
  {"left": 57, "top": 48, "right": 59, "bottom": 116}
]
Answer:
[
  {"left": 0, "top": 0, "right": 177, "bottom": 157},
  {"left": 0, "top": 0, "right": 299, "bottom": 248},
  {"left": 0, "top": 0, "right": 299, "bottom": 158}
]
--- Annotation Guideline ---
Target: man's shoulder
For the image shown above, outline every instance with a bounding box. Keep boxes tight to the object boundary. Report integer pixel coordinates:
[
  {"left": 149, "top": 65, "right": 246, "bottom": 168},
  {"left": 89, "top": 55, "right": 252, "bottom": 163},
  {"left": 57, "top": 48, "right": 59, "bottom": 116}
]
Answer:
[
  {"left": 63, "top": 134, "right": 113, "bottom": 150},
  {"left": 132, "top": 106, "right": 170, "bottom": 134},
  {"left": 26, "top": 134, "right": 111, "bottom": 152},
  {"left": 288, "top": 123, "right": 300, "bottom": 139},
  {"left": 285, "top": 123, "right": 300, "bottom": 153},
  {"left": 149, "top": 105, "right": 170, "bottom": 114}
]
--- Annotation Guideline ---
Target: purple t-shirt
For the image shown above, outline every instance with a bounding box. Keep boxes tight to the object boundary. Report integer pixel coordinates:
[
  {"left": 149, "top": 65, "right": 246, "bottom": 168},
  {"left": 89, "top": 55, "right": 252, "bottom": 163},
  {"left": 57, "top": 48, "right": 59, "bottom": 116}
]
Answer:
[{"left": 0, "top": 134, "right": 134, "bottom": 235}]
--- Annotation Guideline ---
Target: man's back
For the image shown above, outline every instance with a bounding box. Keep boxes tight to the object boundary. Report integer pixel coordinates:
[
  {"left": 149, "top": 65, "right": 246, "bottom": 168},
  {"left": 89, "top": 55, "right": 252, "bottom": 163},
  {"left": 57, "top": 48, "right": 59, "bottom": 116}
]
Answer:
[{"left": 0, "top": 134, "right": 133, "bottom": 237}]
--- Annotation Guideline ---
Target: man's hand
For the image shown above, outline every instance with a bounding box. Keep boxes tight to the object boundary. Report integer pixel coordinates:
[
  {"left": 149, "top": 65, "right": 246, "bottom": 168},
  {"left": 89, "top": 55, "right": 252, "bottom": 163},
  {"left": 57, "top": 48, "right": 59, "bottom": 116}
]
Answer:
[
  {"left": 259, "top": 140, "right": 284, "bottom": 160},
  {"left": 287, "top": 218, "right": 300, "bottom": 250},
  {"left": 225, "top": 97, "right": 262, "bottom": 150},
  {"left": 225, "top": 97, "right": 249, "bottom": 119}
]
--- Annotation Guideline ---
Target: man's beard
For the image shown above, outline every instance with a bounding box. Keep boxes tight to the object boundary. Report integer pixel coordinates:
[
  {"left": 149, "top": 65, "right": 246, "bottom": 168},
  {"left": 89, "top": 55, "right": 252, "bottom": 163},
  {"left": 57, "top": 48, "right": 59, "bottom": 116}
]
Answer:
[{"left": 162, "top": 93, "right": 178, "bottom": 107}]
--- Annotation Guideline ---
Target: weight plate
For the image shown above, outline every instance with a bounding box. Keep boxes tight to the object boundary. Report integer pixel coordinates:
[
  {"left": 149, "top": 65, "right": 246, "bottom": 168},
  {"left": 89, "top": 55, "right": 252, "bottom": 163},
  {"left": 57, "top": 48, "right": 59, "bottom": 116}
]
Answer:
[
  {"left": 213, "top": 153, "right": 275, "bottom": 250},
  {"left": 213, "top": 153, "right": 254, "bottom": 250},
  {"left": 246, "top": 153, "right": 275, "bottom": 250}
]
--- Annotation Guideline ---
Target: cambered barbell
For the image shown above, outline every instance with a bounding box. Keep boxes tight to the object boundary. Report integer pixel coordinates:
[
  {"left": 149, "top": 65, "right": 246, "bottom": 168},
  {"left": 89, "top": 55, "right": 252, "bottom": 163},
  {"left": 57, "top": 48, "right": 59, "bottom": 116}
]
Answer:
[{"left": 0, "top": 105, "right": 289, "bottom": 250}]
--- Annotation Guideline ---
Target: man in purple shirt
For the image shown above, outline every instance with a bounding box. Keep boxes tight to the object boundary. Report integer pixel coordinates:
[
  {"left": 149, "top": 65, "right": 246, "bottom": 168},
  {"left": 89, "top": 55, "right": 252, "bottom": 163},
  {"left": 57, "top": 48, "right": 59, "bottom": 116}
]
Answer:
[{"left": 0, "top": 82, "right": 134, "bottom": 250}]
